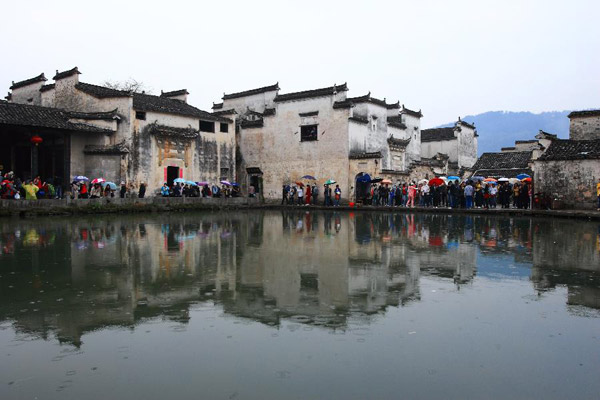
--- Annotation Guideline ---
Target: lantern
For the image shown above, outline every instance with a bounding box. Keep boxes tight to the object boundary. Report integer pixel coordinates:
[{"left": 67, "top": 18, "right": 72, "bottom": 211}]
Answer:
[{"left": 30, "top": 135, "right": 43, "bottom": 146}]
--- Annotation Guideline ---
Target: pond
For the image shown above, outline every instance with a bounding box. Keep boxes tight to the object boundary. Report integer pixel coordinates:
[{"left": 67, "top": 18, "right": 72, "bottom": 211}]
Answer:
[{"left": 0, "top": 211, "right": 599, "bottom": 399}]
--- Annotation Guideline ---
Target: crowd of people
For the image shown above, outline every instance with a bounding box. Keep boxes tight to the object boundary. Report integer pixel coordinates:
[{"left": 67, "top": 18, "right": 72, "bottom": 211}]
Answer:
[
  {"left": 281, "top": 183, "right": 342, "bottom": 206},
  {"left": 1, "top": 172, "right": 63, "bottom": 200},
  {"left": 358, "top": 179, "right": 534, "bottom": 209}
]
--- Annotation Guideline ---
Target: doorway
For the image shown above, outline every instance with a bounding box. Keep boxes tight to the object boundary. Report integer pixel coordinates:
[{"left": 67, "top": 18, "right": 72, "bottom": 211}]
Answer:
[{"left": 166, "top": 166, "right": 180, "bottom": 187}]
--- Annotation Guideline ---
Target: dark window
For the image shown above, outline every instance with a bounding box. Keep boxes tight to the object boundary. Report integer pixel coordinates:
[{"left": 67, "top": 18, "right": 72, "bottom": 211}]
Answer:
[
  {"left": 220, "top": 123, "right": 229, "bottom": 133},
  {"left": 220, "top": 167, "right": 229, "bottom": 180},
  {"left": 200, "top": 120, "right": 215, "bottom": 132},
  {"left": 301, "top": 125, "right": 318, "bottom": 142},
  {"left": 135, "top": 111, "right": 146, "bottom": 120}
]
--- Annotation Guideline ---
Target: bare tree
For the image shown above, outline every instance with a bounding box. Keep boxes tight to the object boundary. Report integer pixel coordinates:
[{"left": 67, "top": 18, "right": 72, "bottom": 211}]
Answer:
[{"left": 103, "top": 78, "right": 152, "bottom": 94}]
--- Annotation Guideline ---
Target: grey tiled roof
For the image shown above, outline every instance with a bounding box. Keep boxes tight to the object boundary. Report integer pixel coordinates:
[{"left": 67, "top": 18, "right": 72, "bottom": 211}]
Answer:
[
  {"left": 333, "top": 100, "right": 353, "bottom": 109},
  {"left": 144, "top": 122, "right": 199, "bottom": 139},
  {"left": 40, "top": 84, "right": 55, "bottom": 92},
  {"left": 400, "top": 106, "right": 423, "bottom": 118},
  {"left": 53, "top": 67, "right": 81, "bottom": 80},
  {"left": 567, "top": 109, "right": 600, "bottom": 118},
  {"left": 472, "top": 151, "right": 532, "bottom": 170},
  {"left": 76, "top": 82, "right": 132, "bottom": 98},
  {"left": 0, "top": 101, "right": 114, "bottom": 133},
  {"left": 349, "top": 151, "right": 382, "bottom": 159},
  {"left": 387, "top": 116, "right": 407, "bottom": 129},
  {"left": 160, "top": 89, "right": 188, "bottom": 97},
  {"left": 84, "top": 142, "right": 129, "bottom": 154},
  {"left": 275, "top": 83, "right": 348, "bottom": 103},
  {"left": 349, "top": 116, "right": 368, "bottom": 124},
  {"left": 388, "top": 136, "right": 410, "bottom": 149},
  {"left": 458, "top": 119, "right": 475, "bottom": 129},
  {"left": 67, "top": 109, "right": 120, "bottom": 121},
  {"left": 212, "top": 102, "right": 223, "bottom": 110},
  {"left": 347, "top": 93, "right": 398, "bottom": 109},
  {"left": 240, "top": 119, "right": 264, "bottom": 129},
  {"left": 263, "top": 108, "right": 276, "bottom": 116},
  {"left": 537, "top": 139, "right": 600, "bottom": 161},
  {"left": 222, "top": 83, "right": 280, "bottom": 100},
  {"left": 10, "top": 73, "right": 47, "bottom": 90},
  {"left": 421, "top": 127, "right": 456, "bottom": 142}
]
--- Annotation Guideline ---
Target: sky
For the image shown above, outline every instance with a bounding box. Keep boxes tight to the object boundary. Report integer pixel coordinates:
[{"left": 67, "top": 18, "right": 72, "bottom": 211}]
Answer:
[{"left": 1, "top": 0, "right": 598, "bottom": 127}]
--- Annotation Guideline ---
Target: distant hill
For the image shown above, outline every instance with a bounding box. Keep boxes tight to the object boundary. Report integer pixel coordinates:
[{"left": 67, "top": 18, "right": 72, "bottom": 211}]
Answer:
[{"left": 436, "top": 111, "right": 570, "bottom": 155}]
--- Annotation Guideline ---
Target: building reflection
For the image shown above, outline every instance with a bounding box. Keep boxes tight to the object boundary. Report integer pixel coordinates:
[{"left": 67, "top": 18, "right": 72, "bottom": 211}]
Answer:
[{"left": 0, "top": 212, "right": 598, "bottom": 346}]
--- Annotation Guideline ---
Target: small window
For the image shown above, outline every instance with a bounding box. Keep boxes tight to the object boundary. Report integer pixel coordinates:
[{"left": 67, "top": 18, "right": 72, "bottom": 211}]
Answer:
[
  {"left": 220, "top": 167, "right": 229, "bottom": 180},
  {"left": 300, "top": 125, "right": 318, "bottom": 142},
  {"left": 220, "top": 123, "right": 229, "bottom": 133},
  {"left": 200, "top": 120, "right": 215, "bottom": 132},
  {"left": 136, "top": 111, "right": 146, "bottom": 120}
]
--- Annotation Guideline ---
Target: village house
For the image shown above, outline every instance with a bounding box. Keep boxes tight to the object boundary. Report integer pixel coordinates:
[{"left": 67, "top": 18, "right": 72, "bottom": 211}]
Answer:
[
  {"left": 213, "top": 82, "right": 431, "bottom": 202},
  {"left": 420, "top": 118, "right": 478, "bottom": 175},
  {"left": 534, "top": 109, "right": 600, "bottom": 209},
  {"left": 2, "top": 67, "right": 234, "bottom": 193}
]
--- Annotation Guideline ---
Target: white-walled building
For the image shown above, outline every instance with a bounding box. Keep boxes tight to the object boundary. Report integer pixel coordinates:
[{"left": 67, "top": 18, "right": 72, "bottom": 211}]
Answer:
[
  {"left": 421, "top": 118, "right": 478, "bottom": 174},
  {"left": 213, "top": 83, "right": 427, "bottom": 202},
  {"left": 4, "top": 67, "right": 234, "bottom": 192}
]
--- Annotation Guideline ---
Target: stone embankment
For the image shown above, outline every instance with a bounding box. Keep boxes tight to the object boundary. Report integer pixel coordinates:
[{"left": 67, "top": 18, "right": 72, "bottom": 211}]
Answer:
[{"left": 1, "top": 198, "right": 599, "bottom": 221}]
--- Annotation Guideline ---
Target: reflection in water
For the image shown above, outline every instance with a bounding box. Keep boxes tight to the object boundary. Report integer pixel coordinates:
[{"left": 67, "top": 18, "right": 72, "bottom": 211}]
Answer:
[{"left": 0, "top": 211, "right": 599, "bottom": 347}]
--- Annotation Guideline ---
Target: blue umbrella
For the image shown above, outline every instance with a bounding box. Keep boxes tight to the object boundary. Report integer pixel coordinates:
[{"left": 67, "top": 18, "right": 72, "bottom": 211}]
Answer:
[
  {"left": 102, "top": 181, "right": 118, "bottom": 190},
  {"left": 231, "top": 182, "right": 240, "bottom": 187},
  {"left": 173, "top": 178, "right": 186, "bottom": 183},
  {"left": 516, "top": 173, "right": 530, "bottom": 180},
  {"left": 356, "top": 173, "right": 371, "bottom": 183},
  {"left": 447, "top": 176, "right": 460, "bottom": 181},
  {"left": 73, "top": 175, "right": 88, "bottom": 182},
  {"left": 185, "top": 180, "right": 198, "bottom": 186},
  {"left": 301, "top": 175, "right": 317, "bottom": 180},
  {"left": 471, "top": 176, "right": 485, "bottom": 181}
]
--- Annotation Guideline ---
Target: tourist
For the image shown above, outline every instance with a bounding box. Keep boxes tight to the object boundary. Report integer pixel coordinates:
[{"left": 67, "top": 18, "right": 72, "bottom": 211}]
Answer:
[
  {"left": 79, "top": 182, "right": 88, "bottom": 199},
  {"left": 407, "top": 182, "right": 416, "bottom": 208},
  {"left": 334, "top": 184, "right": 341, "bottom": 206},
  {"left": 305, "top": 184, "right": 311, "bottom": 205},
  {"left": 464, "top": 181, "right": 474, "bottom": 209},
  {"left": 120, "top": 182, "right": 127, "bottom": 198},
  {"left": 312, "top": 184, "right": 318, "bottom": 205},
  {"left": 297, "top": 185, "right": 304, "bottom": 205},
  {"left": 597, "top": 178, "right": 600, "bottom": 211},
  {"left": 489, "top": 183, "right": 498, "bottom": 208},
  {"left": 324, "top": 184, "right": 330, "bottom": 206},
  {"left": 138, "top": 182, "right": 146, "bottom": 198},
  {"left": 90, "top": 183, "right": 101, "bottom": 198},
  {"left": 249, "top": 184, "right": 256, "bottom": 197},
  {"left": 161, "top": 183, "right": 170, "bottom": 197},
  {"left": 23, "top": 180, "right": 39, "bottom": 200}
]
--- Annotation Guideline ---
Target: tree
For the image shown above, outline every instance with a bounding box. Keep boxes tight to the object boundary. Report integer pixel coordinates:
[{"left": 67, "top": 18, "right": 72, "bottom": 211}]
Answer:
[{"left": 102, "top": 78, "right": 152, "bottom": 94}]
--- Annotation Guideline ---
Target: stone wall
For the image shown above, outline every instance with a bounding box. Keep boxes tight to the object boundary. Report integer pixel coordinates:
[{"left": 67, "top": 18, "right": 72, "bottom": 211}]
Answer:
[
  {"left": 84, "top": 154, "right": 123, "bottom": 184},
  {"left": 570, "top": 115, "right": 600, "bottom": 140},
  {"left": 457, "top": 125, "right": 478, "bottom": 168},
  {"left": 421, "top": 138, "right": 458, "bottom": 162},
  {"left": 534, "top": 159, "right": 600, "bottom": 209}
]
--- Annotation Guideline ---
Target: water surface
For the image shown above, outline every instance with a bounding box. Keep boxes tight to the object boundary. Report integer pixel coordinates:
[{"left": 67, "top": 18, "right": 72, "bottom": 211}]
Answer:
[{"left": 1, "top": 211, "right": 599, "bottom": 399}]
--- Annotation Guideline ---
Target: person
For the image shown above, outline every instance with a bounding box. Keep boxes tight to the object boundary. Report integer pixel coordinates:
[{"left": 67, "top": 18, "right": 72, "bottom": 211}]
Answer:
[
  {"left": 161, "top": 183, "right": 170, "bottom": 197},
  {"left": 79, "top": 182, "right": 88, "bottom": 199},
  {"left": 324, "top": 184, "right": 330, "bottom": 206},
  {"left": 464, "top": 181, "right": 474, "bottom": 209},
  {"left": 281, "top": 185, "right": 289, "bottom": 204},
  {"left": 89, "top": 183, "right": 101, "bottom": 198},
  {"left": 312, "top": 184, "right": 318, "bottom": 205},
  {"left": 407, "top": 182, "right": 416, "bottom": 208},
  {"left": 597, "top": 178, "right": 600, "bottom": 211},
  {"left": 120, "top": 182, "right": 127, "bottom": 198},
  {"left": 305, "top": 184, "right": 311, "bottom": 205},
  {"left": 334, "top": 184, "right": 341, "bottom": 206},
  {"left": 297, "top": 185, "right": 304, "bottom": 205},
  {"left": 489, "top": 183, "right": 498, "bottom": 208},
  {"left": 23, "top": 180, "right": 39, "bottom": 200},
  {"left": 138, "top": 182, "right": 146, "bottom": 198}
]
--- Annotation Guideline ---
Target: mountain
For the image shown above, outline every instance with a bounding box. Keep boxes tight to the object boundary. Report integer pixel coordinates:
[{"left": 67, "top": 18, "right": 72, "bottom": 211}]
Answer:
[{"left": 436, "top": 111, "right": 570, "bottom": 155}]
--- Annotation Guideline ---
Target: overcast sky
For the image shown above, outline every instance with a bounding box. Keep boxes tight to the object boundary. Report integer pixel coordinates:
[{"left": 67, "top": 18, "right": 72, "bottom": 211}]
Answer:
[{"left": 1, "top": 0, "right": 598, "bottom": 127}]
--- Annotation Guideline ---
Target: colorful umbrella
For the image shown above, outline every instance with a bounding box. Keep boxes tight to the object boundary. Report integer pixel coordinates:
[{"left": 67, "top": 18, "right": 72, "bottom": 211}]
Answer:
[
  {"left": 325, "top": 179, "right": 336, "bottom": 185},
  {"left": 521, "top": 177, "right": 532, "bottom": 182},
  {"left": 185, "top": 180, "right": 198, "bottom": 186},
  {"left": 498, "top": 178, "right": 509, "bottom": 182},
  {"left": 429, "top": 177, "right": 445, "bottom": 186},
  {"left": 101, "top": 181, "right": 118, "bottom": 190},
  {"left": 447, "top": 176, "right": 460, "bottom": 181},
  {"left": 516, "top": 173, "right": 530, "bottom": 180},
  {"left": 220, "top": 180, "right": 232, "bottom": 186},
  {"left": 301, "top": 175, "right": 316, "bottom": 180},
  {"left": 91, "top": 178, "right": 105, "bottom": 184},
  {"left": 484, "top": 178, "right": 497, "bottom": 182},
  {"left": 471, "top": 176, "right": 485, "bottom": 181},
  {"left": 381, "top": 179, "right": 392, "bottom": 184},
  {"left": 173, "top": 178, "right": 186, "bottom": 183},
  {"left": 196, "top": 181, "right": 209, "bottom": 186},
  {"left": 295, "top": 181, "right": 305, "bottom": 187},
  {"left": 356, "top": 174, "right": 371, "bottom": 183},
  {"left": 73, "top": 175, "right": 89, "bottom": 182}
]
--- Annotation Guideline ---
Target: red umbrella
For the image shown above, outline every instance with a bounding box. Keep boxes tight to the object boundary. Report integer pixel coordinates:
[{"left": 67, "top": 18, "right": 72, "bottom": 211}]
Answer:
[
  {"left": 295, "top": 181, "right": 304, "bottom": 187},
  {"left": 521, "top": 177, "right": 532, "bottom": 182},
  {"left": 429, "top": 177, "right": 444, "bottom": 186}
]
